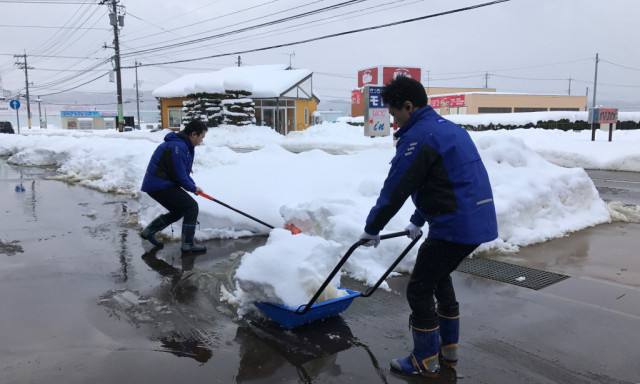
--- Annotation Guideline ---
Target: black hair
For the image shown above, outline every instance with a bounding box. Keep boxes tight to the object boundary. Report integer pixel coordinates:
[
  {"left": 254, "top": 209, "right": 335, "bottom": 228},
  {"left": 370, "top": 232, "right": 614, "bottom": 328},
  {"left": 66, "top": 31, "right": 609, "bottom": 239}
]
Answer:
[
  {"left": 381, "top": 75, "right": 428, "bottom": 109},
  {"left": 182, "top": 119, "right": 208, "bottom": 136}
]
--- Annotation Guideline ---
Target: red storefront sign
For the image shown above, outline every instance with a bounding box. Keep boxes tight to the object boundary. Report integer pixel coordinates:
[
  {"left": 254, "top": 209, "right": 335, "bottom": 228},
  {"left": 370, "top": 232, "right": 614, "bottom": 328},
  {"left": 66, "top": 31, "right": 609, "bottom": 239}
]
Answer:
[
  {"left": 358, "top": 67, "right": 379, "bottom": 88},
  {"left": 429, "top": 95, "right": 466, "bottom": 108},
  {"left": 351, "top": 90, "right": 362, "bottom": 105},
  {"left": 597, "top": 108, "right": 618, "bottom": 124},
  {"left": 382, "top": 67, "right": 421, "bottom": 84}
]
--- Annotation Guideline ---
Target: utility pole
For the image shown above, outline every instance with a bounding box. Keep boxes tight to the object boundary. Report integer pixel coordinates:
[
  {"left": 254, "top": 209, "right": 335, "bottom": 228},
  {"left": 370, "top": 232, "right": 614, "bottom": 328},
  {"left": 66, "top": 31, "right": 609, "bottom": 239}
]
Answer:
[
  {"left": 134, "top": 60, "right": 141, "bottom": 129},
  {"left": 568, "top": 77, "right": 572, "bottom": 95},
  {"left": 585, "top": 86, "right": 589, "bottom": 111},
  {"left": 235, "top": 55, "right": 242, "bottom": 67},
  {"left": 103, "top": 0, "right": 125, "bottom": 131},
  {"left": 14, "top": 53, "right": 33, "bottom": 129},
  {"left": 590, "top": 53, "right": 599, "bottom": 141},
  {"left": 36, "top": 96, "right": 43, "bottom": 128},
  {"left": 484, "top": 71, "right": 490, "bottom": 88},
  {"left": 426, "top": 70, "right": 430, "bottom": 94},
  {"left": 592, "top": 53, "right": 599, "bottom": 108}
]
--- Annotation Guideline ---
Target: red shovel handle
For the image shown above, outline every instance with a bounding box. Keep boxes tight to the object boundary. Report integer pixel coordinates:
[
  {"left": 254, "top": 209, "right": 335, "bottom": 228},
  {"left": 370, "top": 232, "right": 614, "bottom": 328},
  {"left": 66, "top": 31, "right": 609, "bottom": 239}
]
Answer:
[{"left": 197, "top": 192, "right": 215, "bottom": 200}]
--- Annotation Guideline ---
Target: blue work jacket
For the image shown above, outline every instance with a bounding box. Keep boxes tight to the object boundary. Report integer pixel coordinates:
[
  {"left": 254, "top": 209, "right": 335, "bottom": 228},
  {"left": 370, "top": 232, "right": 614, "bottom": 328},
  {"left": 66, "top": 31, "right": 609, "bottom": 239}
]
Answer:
[
  {"left": 365, "top": 106, "right": 498, "bottom": 244},
  {"left": 141, "top": 132, "right": 197, "bottom": 193}
]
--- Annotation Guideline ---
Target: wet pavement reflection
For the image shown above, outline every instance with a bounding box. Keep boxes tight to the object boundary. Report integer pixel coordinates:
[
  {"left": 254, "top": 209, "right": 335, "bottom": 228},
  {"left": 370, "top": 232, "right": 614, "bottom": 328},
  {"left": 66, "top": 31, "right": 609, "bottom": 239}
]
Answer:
[{"left": 1, "top": 158, "right": 639, "bottom": 384}]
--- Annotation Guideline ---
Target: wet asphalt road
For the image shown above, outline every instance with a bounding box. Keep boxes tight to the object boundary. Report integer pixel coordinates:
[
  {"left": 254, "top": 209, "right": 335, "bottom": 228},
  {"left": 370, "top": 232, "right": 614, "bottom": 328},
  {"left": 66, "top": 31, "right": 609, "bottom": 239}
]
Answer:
[
  {"left": 1, "top": 159, "right": 639, "bottom": 384},
  {"left": 585, "top": 169, "right": 640, "bottom": 206}
]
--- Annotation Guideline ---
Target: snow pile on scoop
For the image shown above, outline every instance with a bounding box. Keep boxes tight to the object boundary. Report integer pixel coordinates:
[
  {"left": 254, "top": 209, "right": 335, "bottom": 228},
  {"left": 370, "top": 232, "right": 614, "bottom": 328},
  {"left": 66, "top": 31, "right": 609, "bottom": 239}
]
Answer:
[{"left": 233, "top": 228, "right": 349, "bottom": 309}]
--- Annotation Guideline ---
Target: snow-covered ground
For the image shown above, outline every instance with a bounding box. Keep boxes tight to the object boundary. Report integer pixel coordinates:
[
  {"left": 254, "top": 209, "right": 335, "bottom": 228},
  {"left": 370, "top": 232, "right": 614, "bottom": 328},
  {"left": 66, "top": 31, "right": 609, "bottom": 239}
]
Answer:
[{"left": 1, "top": 114, "right": 638, "bottom": 314}]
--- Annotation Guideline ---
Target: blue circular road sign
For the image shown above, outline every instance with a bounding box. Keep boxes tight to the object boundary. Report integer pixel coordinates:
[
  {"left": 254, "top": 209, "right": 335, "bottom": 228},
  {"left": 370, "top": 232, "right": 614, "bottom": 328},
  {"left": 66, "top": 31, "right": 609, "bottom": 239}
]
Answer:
[{"left": 9, "top": 99, "right": 20, "bottom": 110}]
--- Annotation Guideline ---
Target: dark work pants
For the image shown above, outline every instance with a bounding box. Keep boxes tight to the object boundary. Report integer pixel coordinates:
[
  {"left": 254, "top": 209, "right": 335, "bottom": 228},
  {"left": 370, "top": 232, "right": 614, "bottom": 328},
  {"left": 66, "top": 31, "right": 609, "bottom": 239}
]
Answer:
[
  {"left": 147, "top": 186, "right": 199, "bottom": 226},
  {"left": 407, "top": 237, "right": 479, "bottom": 329}
]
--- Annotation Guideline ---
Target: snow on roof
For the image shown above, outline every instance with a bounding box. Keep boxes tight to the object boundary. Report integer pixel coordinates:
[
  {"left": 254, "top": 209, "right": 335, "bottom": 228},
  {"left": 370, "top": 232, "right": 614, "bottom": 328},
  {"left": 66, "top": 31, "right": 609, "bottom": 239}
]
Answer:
[{"left": 152, "top": 64, "right": 312, "bottom": 99}]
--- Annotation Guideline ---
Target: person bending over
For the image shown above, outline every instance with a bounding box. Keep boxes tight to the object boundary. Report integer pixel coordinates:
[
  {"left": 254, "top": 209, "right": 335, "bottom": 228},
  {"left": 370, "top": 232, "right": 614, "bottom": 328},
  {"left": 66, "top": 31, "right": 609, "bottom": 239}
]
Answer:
[{"left": 140, "top": 119, "right": 208, "bottom": 253}]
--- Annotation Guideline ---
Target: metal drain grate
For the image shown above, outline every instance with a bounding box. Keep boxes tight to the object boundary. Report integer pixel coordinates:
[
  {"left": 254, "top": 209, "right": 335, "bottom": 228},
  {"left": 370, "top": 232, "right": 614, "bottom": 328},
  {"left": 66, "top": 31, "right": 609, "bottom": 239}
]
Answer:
[{"left": 457, "top": 257, "right": 570, "bottom": 290}]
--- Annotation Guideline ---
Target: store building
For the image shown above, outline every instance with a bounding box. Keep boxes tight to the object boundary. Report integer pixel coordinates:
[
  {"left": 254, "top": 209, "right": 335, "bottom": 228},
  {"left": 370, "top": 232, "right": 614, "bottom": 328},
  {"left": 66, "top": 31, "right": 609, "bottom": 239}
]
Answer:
[
  {"left": 153, "top": 64, "right": 320, "bottom": 134},
  {"left": 60, "top": 110, "right": 118, "bottom": 130},
  {"left": 350, "top": 66, "right": 587, "bottom": 116},
  {"left": 428, "top": 91, "right": 587, "bottom": 115}
]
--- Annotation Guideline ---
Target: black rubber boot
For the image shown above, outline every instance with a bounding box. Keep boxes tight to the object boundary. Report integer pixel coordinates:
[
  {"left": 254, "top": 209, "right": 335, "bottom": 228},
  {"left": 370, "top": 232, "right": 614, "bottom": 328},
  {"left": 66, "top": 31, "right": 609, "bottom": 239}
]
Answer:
[
  {"left": 181, "top": 223, "right": 206, "bottom": 253},
  {"left": 140, "top": 216, "right": 168, "bottom": 247}
]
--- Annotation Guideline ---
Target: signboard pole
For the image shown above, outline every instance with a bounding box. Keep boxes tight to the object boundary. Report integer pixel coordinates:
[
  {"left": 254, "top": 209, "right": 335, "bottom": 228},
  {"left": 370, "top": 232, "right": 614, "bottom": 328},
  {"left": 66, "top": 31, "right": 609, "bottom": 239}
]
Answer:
[
  {"left": 609, "top": 124, "right": 613, "bottom": 142},
  {"left": 9, "top": 99, "right": 21, "bottom": 134}
]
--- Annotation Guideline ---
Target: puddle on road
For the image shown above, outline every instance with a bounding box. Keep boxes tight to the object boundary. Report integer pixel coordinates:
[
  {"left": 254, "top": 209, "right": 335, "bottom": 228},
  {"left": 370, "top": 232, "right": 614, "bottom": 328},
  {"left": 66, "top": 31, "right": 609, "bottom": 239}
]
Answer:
[{"left": 96, "top": 238, "right": 269, "bottom": 365}]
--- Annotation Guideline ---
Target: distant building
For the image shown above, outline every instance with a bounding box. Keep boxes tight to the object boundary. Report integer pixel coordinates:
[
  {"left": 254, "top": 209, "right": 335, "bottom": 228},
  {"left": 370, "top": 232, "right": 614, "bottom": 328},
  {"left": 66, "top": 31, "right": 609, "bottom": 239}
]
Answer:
[
  {"left": 152, "top": 64, "right": 320, "bottom": 134},
  {"left": 427, "top": 90, "right": 587, "bottom": 115},
  {"left": 60, "top": 110, "right": 118, "bottom": 130},
  {"left": 311, "top": 110, "right": 343, "bottom": 125},
  {"left": 351, "top": 72, "right": 587, "bottom": 116}
]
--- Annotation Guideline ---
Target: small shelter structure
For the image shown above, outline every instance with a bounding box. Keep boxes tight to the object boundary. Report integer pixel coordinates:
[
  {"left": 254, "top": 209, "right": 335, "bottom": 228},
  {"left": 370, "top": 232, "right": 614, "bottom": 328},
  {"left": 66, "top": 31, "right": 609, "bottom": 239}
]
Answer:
[{"left": 153, "top": 64, "right": 320, "bottom": 134}]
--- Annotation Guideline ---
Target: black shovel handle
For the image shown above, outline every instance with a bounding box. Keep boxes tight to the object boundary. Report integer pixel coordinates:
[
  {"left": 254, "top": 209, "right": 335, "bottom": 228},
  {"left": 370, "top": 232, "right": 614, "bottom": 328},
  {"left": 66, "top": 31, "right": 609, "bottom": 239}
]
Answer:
[
  {"left": 198, "top": 192, "right": 275, "bottom": 229},
  {"left": 295, "top": 230, "right": 423, "bottom": 314}
]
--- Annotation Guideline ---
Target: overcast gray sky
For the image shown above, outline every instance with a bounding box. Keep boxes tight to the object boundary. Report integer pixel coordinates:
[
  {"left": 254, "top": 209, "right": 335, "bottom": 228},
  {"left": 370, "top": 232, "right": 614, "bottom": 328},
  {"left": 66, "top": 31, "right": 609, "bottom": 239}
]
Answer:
[{"left": 1, "top": 0, "right": 639, "bottom": 109}]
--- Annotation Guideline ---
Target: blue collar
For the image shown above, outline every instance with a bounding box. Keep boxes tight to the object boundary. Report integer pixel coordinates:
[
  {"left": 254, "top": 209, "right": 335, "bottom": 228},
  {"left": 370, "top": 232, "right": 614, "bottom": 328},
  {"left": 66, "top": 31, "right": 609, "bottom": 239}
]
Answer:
[{"left": 394, "top": 105, "right": 432, "bottom": 138}]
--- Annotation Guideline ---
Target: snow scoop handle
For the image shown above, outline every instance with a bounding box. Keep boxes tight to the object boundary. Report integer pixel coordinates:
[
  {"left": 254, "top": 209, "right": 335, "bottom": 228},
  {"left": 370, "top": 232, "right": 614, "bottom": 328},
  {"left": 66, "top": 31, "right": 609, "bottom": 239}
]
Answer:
[
  {"left": 360, "top": 230, "right": 423, "bottom": 298},
  {"left": 295, "top": 230, "right": 423, "bottom": 314},
  {"left": 197, "top": 192, "right": 275, "bottom": 230}
]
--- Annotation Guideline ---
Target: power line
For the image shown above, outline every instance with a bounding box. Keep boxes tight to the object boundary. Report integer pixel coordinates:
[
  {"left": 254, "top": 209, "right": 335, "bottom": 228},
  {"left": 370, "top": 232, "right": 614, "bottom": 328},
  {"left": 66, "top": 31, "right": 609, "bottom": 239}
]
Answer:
[
  {"left": 0, "top": 24, "right": 108, "bottom": 30},
  {"left": 600, "top": 59, "right": 640, "bottom": 72},
  {"left": 0, "top": 0, "right": 99, "bottom": 3},
  {"left": 122, "top": 0, "right": 284, "bottom": 44},
  {"left": 123, "top": 0, "right": 511, "bottom": 68},
  {"left": 0, "top": 54, "right": 106, "bottom": 59},
  {"left": 493, "top": 74, "right": 568, "bottom": 81},
  {"left": 120, "top": 0, "right": 369, "bottom": 57},
  {"left": 166, "top": 0, "right": 422, "bottom": 59},
  {"left": 37, "top": 70, "right": 106, "bottom": 96},
  {"left": 31, "top": 58, "right": 111, "bottom": 89},
  {"left": 27, "top": 1, "right": 100, "bottom": 59}
]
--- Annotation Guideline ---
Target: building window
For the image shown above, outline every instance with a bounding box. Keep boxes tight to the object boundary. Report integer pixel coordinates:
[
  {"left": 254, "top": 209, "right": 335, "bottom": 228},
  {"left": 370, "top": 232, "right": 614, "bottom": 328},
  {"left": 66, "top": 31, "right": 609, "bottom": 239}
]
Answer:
[
  {"left": 104, "top": 118, "right": 115, "bottom": 130},
  {"left": 168, "top": 109, "right": 184, "bottom": 128},
  {"left": 550, "top": 108, "right": 580, "bottom": 111},
  {"left": 514, "top": 107, "right": 547, "bottom": 113},
  {"left": 78, "top": 118, "right": 93, "bottom": 130},
  {"left": 478, "top": 107, "right": 512, "bottom": 114},
  {"left": 304, "top": 107, "right": 308, "bottom": 125}
]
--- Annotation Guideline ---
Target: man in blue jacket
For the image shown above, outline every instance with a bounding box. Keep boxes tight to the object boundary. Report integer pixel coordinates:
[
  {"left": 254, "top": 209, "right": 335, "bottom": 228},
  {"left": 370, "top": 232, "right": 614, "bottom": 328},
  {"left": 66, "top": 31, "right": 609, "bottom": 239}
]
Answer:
[
  {"left": 140, "top": 120, "right": 208, "bottom": 253},
  {"left": 360, "top": 76, "right": 498, "bottom": 377}
]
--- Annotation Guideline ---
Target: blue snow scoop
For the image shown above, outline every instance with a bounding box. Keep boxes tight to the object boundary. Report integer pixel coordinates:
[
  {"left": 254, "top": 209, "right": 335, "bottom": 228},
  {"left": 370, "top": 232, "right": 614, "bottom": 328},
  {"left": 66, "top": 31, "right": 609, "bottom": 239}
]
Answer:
[{"left": 254, "top": 230, "right": 422, "bottom": 328}]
